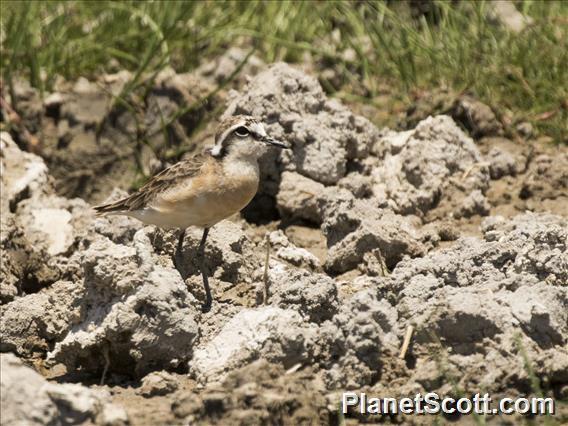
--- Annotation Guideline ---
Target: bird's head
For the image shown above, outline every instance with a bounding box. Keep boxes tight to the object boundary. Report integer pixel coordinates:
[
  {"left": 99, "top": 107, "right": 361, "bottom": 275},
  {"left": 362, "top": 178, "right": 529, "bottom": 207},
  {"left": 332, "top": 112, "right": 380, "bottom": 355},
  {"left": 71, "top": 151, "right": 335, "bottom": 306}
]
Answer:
[{"left": 210, "top": 115, "right": 289, "bottom": 160}]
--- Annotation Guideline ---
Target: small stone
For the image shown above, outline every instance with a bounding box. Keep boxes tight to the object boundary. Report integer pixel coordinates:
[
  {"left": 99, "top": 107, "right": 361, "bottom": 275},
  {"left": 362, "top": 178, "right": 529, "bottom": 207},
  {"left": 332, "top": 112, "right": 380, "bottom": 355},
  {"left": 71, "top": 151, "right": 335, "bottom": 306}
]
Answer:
[
  {"left": 172, "top": 394, "right": 201, "bottom": 419},
  {"left": 487, "top": 146, "right": 517, "bottom": 179},
  {"left": 139, "top": 371, "right": 179, "bottom": 397},
  {"left": 98, "top": 403, "right": 129, "bottom": 426},
  {"left": 516, "top": 121, "right": 534, "bottom": 138},
  {"left": 436, "top": 222, "right": 460, "bottom": 241},
  {"left": 456, "top": 189, "right": 490, "bottom": 218},
  {"left": 453, "top": 96, "right": 503, "bottom": 138}
]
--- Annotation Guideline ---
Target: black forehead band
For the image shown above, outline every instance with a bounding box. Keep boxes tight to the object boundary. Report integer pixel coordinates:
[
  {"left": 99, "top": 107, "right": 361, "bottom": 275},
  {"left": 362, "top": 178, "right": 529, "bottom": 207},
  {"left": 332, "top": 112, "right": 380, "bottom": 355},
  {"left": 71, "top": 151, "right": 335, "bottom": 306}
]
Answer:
[{"left": 250, "top": 130, "right": 265, "bottom": 140}]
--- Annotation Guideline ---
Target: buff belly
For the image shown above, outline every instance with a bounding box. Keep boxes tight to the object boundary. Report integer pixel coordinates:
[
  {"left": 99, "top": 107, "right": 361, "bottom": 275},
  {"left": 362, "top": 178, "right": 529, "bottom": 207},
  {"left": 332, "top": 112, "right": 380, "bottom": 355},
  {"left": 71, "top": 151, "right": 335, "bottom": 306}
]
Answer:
[{"left": 128, "top": 177, "right": 259, "bottom": 229}]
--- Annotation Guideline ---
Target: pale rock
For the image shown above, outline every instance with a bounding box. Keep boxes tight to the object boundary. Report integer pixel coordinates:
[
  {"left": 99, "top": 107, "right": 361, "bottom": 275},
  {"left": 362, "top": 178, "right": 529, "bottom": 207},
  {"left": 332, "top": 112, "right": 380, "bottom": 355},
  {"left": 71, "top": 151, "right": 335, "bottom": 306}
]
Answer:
[{"left": 190, "top": 307, "right": 316, "bottom": 384}]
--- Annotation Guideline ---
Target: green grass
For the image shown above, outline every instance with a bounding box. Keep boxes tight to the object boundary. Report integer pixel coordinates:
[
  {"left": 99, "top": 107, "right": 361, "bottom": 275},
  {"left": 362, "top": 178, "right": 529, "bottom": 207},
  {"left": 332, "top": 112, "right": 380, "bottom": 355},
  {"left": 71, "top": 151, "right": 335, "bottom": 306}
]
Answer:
[{"left": 1, "top": 0, "right": 567, "bottom": 142}]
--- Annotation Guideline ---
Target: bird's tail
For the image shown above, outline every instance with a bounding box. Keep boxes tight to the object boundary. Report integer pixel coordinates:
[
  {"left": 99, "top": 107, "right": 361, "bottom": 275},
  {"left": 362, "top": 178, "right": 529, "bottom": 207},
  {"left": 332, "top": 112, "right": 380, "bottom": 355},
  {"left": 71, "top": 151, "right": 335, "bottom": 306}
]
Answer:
[{"left": 93, "top": 199, "right": 128, "bottom": 215}]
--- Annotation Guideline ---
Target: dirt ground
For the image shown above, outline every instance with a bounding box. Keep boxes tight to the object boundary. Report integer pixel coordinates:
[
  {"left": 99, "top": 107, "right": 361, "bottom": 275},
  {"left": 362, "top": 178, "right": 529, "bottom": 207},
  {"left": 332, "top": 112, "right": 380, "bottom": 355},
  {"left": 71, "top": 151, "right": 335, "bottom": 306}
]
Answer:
[{"left": 1, "top": 56, "right": 567, "bottom": 426}]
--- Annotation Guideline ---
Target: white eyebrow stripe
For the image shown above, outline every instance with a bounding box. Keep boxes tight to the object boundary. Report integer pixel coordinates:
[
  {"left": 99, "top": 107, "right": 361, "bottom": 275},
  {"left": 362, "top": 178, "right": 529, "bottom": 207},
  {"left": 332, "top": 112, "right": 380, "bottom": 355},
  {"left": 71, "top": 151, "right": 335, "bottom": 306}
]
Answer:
[
  {"left": 210, "top": 144, "right": 223, "bottom": 157},
  {"left": 214, "top": 121, "right": 248, "bottom": 153},
  {"left": 249, "top": 122, "right": 267, "bottom": 137}
]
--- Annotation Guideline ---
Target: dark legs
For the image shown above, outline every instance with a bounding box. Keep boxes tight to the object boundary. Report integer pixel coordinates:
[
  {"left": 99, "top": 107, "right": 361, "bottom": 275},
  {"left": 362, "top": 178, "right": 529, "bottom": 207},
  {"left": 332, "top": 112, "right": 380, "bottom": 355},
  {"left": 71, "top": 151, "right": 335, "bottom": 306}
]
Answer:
[
  {"left": 175, "top": 227, "right": 212, "bottom": 313},
  {"left": 175, "top": 228, "right": 186, "bottom": 271},
  {"left": 198, "top": 227, "right": 211, "bottom": 313}
]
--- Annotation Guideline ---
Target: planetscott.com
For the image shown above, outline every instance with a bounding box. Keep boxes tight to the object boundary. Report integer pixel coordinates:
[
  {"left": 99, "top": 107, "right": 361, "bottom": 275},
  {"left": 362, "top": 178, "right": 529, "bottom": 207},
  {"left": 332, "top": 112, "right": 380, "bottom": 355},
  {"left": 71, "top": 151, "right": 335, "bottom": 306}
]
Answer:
[{"left": 342, "top": 392, "right": 555, "bottom": 416}]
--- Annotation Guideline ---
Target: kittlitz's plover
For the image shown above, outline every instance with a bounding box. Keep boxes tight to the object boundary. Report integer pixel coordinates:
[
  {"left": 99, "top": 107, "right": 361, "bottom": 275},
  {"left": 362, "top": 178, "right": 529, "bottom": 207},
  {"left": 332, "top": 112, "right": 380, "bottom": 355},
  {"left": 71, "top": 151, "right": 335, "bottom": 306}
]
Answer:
[{"left": 94, "top": 116, "right": 289, "bottom": 312}]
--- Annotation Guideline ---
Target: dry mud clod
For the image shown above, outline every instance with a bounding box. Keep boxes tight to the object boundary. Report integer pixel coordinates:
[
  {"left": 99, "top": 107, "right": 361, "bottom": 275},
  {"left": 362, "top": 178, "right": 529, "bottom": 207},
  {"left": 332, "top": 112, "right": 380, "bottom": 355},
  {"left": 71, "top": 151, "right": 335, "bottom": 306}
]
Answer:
[{"left": 1, "top": 61, "right": 567, "bottom": 424}]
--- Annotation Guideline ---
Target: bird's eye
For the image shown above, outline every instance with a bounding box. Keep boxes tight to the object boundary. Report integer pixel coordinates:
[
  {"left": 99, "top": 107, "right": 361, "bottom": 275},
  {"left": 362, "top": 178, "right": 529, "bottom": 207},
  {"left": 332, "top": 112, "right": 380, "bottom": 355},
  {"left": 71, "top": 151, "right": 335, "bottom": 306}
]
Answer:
[{"left": 234, "top": 126, "right": 250, "bottom": 137}]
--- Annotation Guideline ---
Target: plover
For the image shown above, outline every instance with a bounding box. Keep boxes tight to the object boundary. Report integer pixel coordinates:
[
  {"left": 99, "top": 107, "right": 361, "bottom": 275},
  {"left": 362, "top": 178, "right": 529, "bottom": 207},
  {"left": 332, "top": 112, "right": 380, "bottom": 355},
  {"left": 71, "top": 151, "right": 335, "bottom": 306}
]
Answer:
[{"left": 94, "top": 116, "right": 288, "bottom": 312}]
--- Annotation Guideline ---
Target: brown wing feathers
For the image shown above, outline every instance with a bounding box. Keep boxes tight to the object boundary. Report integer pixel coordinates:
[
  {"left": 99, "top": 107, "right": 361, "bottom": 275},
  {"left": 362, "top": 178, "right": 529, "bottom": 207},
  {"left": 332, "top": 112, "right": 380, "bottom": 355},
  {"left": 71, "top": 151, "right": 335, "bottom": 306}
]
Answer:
[{"left": 93, "top": 154, "right": 207, "bottom": 214}]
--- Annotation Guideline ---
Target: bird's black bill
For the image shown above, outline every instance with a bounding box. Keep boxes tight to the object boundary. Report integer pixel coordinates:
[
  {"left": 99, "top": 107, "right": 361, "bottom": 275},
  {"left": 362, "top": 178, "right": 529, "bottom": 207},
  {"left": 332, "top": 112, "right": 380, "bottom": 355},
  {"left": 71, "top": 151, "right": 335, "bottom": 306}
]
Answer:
[{"left": 261, "top": 136, "right": 290, "bottom": 149}]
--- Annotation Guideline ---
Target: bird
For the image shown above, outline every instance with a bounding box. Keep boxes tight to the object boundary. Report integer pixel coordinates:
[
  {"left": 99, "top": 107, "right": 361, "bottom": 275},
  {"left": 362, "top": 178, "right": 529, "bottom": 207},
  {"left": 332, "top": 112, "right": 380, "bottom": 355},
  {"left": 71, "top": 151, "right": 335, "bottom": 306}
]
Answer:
[{"left": 94, "top": 115, "right": 289, "bottom": 312}]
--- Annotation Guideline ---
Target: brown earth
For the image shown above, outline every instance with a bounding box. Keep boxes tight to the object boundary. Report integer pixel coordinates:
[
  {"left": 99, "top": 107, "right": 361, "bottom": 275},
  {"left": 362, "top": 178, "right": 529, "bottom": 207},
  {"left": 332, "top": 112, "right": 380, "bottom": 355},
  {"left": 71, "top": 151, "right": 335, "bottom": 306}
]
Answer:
[{"left": 1, "top": 58, "right": 567, "bottom": 425}]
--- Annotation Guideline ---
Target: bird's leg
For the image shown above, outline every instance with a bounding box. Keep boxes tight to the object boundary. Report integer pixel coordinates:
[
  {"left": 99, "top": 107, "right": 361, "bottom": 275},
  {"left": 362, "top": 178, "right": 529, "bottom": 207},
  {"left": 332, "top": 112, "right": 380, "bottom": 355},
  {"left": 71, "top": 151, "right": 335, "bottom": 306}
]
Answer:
[
  {"left": 174, "top": 228, "right": 186, "bottom": 276},
  {"left": 198, "top": 227, "right": 212, "bottom": 313}
]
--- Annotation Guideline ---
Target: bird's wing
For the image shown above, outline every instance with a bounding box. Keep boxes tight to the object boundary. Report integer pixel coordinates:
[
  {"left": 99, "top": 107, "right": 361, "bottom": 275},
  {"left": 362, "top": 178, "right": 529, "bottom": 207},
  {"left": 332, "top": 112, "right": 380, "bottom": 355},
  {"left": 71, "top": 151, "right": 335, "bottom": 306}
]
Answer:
[{"left": 94, "top": 153, "right": 208, "bottom": 214}]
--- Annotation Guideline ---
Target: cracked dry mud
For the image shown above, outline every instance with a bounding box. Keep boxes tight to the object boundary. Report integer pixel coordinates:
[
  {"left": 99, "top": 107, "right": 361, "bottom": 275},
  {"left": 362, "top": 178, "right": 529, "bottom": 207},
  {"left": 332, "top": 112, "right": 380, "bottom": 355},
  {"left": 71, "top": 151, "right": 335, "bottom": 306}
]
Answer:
[{"left": 1, "top": 61, "right": 567, "bottom": 425}]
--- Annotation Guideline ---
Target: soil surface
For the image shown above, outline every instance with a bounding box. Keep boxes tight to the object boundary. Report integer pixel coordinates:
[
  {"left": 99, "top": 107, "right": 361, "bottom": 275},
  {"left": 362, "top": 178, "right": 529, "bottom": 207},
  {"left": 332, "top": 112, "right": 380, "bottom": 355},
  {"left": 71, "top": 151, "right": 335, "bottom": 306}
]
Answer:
[{"left": 1, "top": 58, "right": 567, "bottom": 425}]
